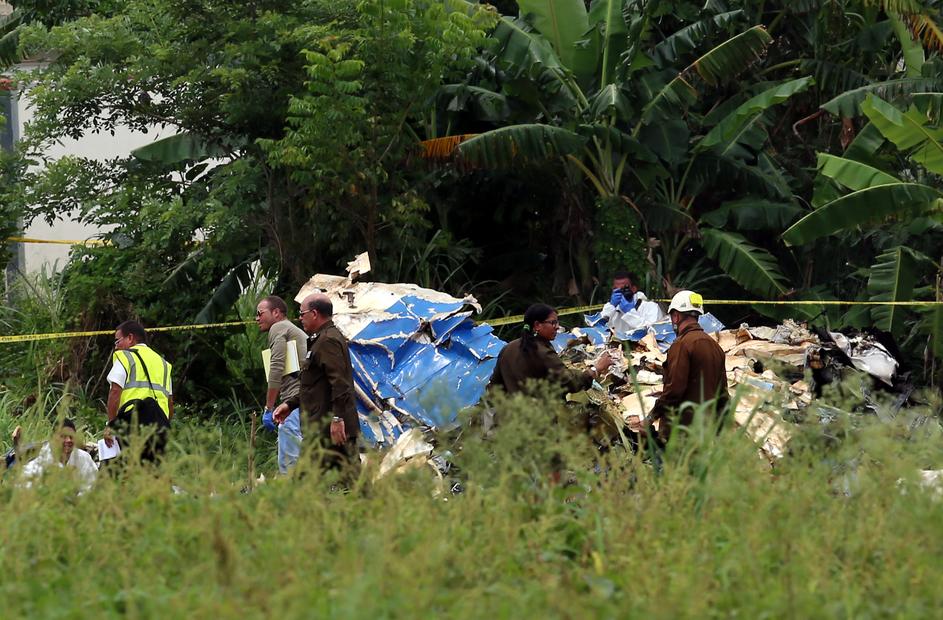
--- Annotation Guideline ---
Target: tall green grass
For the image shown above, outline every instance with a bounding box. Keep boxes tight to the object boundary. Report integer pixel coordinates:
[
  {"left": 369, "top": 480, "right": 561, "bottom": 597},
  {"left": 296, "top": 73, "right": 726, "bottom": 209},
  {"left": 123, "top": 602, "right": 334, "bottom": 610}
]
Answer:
[{"left": 1, "top": 387, "right": 942, "bottom": 618}]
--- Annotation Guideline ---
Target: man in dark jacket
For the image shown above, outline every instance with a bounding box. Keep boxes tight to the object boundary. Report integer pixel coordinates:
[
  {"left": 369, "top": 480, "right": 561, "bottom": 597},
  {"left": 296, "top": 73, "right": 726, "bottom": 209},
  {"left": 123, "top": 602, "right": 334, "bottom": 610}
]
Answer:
[
  {"left": 274, "top": 293, "right": 358, "bottom": 473},
  {"left": 648, "top": 290, "right": 729, "bottom": 443}
]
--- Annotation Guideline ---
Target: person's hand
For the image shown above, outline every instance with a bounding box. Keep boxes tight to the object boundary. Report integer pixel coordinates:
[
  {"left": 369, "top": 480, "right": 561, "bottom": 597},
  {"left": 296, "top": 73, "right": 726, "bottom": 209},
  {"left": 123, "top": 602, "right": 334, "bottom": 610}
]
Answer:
[
  {"left": 330, "top": 417, "right": 347, "bottom": 446},
  {"left": 594, "top": 351, "right": 614, "bottom": 375},
  {"left": 618, "top": 292, "right": 636, "bottom": 313},
  {"left": 609, "top": 289, "right": 625, "bottom": 308},
  {"left": 261, "top": 409, "right": 277, "bottom": 431},
  {"left": 273, "top": 403, "right": 290, "bottom": 425}
]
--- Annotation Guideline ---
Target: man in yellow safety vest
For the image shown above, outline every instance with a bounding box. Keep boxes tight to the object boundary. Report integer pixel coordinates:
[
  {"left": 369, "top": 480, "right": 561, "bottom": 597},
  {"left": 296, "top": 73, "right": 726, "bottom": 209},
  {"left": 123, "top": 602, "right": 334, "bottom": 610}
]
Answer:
[{"left": 107, "top": 320, "right": 174, "bottom": 422}]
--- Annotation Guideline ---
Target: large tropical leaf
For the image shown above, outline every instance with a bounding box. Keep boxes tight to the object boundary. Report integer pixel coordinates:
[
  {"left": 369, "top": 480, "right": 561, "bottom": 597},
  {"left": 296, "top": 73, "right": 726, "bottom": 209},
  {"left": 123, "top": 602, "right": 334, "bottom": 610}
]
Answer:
[
  {"left": 820, "top": 77, "right": 940, "bottom": 117},
  {"left": 700, "top": 198, "right": 803, "bottom": 230},
  {"left": 585, "top": 0, "right": 628, "bottom": 85},
  {"left": 800, "top": 60, "right": 869, "bottom": 100},
  {"left": 518, "top": 0, "right": 593, "bottom": 77},
  {"left": 908, "top": 12, "right": 943, "bottom": 52},
  {"left": 782, "top": 183, "right": 942, "bottom": 245},
  {"left": 861, "top": 94, "right": 943, "bottom": 175},
  {"left": 890, "top": 11, "right": 925, "bottom": 77},
  {"left": 698, "top": 77, "right": 814, "bottom": 156},
  {"left": 587, "top": 83, "right": 631, "bottom": 121},
  {"left": 701, "top": 228, "right": 789, "bottom": 297},
  {"left": 867, "top": 245, "right": 921, "bottom": 336},
  {"left": 446, "top": 0, "right": 564, "bottom": 78},
  {"left": 640, "top": 25, "right": 772, "bottom": 124},
  {"left": 456, "top": 124, "right": 587, "bottom": 167},
  {"left": 843, "top": 122, "right": 886, "bottom": 165},
  {"left": 131, "top": 132, "right": 229, "bottom": 164},
  {"left": 638, "top": 118, "right": 690, "bottom": 168},
  {"left": 0, "top": 10, "right": 24, "bottom": 69},
  {"left": 195, "top": 259, "right": 258, "bottom": 324},
  {"left": 925, "top": 302, "right": 943, "bottom": 361},
  {"left": 577, "top": 124, "right": 658, "bottom": 162},
  {"left": 815, "top": 153, "right": 900, "bottom": 190},
  {"left": 652, "top": 10, "right": 743, "bottom": 66},
  {"left": 440, "top": 84, "right": 510, "bottom": 122}
]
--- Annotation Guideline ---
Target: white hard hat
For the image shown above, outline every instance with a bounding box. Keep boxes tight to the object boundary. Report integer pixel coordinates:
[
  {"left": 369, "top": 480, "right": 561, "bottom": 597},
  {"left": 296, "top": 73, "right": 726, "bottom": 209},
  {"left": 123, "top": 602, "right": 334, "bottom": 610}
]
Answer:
[{"left": 668, "top": 290, "right": 705, "bottom": 315}]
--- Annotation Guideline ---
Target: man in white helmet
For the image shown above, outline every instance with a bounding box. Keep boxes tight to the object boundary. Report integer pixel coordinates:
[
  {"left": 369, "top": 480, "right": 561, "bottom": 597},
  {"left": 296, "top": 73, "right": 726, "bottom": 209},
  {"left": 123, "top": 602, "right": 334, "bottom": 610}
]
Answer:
[{"left": 647, "top": 290, "right": 729, "bottom": 443}]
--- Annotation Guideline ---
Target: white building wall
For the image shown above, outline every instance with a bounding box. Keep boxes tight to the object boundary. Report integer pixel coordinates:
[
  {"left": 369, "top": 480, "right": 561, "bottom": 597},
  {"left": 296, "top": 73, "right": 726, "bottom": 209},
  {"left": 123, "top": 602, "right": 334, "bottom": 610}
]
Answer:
[{"left": 9, "top": 83, "right": 167, "bottom": 272}]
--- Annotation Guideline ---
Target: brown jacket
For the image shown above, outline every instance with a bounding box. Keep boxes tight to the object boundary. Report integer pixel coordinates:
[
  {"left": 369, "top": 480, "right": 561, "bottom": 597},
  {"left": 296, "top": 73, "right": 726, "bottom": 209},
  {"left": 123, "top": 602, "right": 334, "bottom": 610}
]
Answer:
[
  {"left": 489, "top": 336, "right": 594, "bottom": 395},
  {"left": 284, "top": 321, "right": 358, "bottom": 445},
  {"left": 651, "top": 322, "right": 729, "bottom": 437}
]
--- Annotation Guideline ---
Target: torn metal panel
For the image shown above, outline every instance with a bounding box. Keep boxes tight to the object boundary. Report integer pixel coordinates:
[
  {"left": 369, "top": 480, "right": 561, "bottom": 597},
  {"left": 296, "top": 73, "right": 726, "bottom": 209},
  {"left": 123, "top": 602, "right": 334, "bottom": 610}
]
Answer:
[{"left": 296, "top": 262, "right": 503, "bottom": 446}]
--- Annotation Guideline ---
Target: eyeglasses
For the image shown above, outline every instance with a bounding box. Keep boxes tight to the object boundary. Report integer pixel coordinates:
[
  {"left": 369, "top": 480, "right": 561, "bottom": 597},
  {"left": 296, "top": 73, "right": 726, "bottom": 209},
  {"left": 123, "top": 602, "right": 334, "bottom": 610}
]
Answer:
[
  {"left": 539, "top": 319, "right": 559, "bottom": 327},
  {"left": 114, "top": 335, "right": 126, "bottom": 347},
  {"left": 255, "top": 309, "right": 268, "bottom": 317},
  {"left": 299, "top": 308, "right": 316, "bottom": 317}
]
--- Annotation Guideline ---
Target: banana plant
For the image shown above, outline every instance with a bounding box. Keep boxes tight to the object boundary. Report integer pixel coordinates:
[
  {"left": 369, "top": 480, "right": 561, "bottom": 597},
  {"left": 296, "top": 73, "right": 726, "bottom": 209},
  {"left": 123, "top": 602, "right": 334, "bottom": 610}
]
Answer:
[
  {"left": 458, "top": 4, "right": 776, "bottom": 200},
  {"left": 784, "top": 93, "right": 943, "bottom": 347}
]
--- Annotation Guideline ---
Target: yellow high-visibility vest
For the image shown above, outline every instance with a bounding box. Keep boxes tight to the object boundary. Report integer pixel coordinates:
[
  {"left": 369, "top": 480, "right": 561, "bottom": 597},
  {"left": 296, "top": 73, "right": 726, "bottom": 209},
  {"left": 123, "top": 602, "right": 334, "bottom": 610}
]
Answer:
[{"left": 113, "top": 344, "right": 172, "bottom": 418}]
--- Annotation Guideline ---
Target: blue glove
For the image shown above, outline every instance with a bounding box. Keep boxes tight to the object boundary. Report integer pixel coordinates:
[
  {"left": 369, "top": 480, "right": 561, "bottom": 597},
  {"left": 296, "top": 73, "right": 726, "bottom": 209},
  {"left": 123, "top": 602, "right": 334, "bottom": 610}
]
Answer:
[
  {"left": 609, "top": 289, "right": 625, "bottom": 308},
  {"left": 618, "top": 292, "right": 636, "bottom": 313},
  {"left": 261, "top": 409, "right": 276, "bottom": 431}
]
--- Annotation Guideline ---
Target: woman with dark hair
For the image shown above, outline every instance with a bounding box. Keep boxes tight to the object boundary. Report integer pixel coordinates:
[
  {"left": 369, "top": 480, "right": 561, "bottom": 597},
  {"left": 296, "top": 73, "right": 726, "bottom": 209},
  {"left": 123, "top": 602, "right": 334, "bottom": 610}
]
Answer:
[{"left": 489, "top": 303, "right": 613, "bottom": 395}]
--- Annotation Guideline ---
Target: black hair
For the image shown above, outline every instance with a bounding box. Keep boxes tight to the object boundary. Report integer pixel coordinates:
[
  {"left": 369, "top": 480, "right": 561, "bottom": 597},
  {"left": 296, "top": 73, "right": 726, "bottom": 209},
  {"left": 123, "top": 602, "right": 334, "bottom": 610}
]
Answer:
[
  {"left": 521, "top": 303, "right": 556, "bottom": 354},
  {"left": 116, "top": 320, "right": 147, "bottom": 343},
  {"left": 307, "top": 296, "right": 334, "bottom": 318},
  {"left": 60, "top": 418, "right": 76, "bottom": 431},
  {"left": 612, "top": 269, "right": 638, "bottom": 284},
  {"left": 262, "top": 295, "right": 288, "bottom": 316}
]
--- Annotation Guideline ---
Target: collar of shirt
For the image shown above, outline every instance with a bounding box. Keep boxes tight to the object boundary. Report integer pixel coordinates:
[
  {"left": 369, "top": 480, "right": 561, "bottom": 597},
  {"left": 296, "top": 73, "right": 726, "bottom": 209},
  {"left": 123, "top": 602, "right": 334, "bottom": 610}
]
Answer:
[{"left": 677, "top": 321, "right": 704, "bottom": 338}]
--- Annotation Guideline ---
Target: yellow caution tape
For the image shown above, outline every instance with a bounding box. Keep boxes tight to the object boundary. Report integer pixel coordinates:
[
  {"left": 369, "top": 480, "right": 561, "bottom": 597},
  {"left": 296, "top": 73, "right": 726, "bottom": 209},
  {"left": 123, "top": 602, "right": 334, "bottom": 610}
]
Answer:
[
  {"left": 5, "top": 236, "right": 110, "bottom": 246},
  {"left": 483, "top": 304, "right": 605, "bottom": 327},
  {"left": 2, "top": 298, "right": 942, "bottom": 344},
  {"left": 0, "top": 320, "right": 251, "bottom": 344},
  {"left": 481, "top": 299, "right": 943, "bottom": 327}
]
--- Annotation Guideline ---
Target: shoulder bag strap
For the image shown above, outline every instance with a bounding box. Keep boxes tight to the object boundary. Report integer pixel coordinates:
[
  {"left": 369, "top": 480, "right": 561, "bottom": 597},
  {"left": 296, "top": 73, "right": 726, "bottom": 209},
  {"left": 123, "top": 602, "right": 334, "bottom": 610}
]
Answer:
[{"left": 130, "top": 349, "right": 159, "bottom": 398}]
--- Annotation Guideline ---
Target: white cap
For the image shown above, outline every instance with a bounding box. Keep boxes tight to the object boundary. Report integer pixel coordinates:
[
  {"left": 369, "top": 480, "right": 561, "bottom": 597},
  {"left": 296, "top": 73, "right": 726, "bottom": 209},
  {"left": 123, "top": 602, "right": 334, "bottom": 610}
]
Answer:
[{"left": 668, "top": 290, "right": 705, "bottom": 315}]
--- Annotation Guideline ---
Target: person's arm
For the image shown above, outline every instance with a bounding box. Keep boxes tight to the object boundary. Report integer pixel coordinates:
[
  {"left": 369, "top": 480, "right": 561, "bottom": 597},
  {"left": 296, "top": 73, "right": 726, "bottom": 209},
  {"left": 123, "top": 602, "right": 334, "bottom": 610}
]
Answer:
[
  {"left": 107, "top": 383, "right": 122, "bottom": 422},
  {"left": 650, "top": 343, "right": 690, "bottom": 422},
  {"left": 538, "top": 344, "right": 595, "bottom": 393},
  {"left": 266, "top": 326, "right": 287, "bottom": 407},
  {"left": 320, "top": 337, "right": 357, "bottom": 445}
]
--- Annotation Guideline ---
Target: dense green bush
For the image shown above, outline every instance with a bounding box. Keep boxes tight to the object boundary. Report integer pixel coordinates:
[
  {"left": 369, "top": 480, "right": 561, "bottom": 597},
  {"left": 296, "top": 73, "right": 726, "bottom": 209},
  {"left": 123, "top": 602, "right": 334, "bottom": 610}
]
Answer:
[{"left": 1, "top": 388, "right": 942, "bottom": 617}]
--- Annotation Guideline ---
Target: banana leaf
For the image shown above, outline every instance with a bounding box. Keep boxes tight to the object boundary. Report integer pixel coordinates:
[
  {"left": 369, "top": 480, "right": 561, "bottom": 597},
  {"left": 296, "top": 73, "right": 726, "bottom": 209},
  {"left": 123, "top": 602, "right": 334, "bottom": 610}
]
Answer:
[
  {"left": 585, "top": 0, "right": 628, "bottom": 85},
  {"left": 456, "top": 124, "right": 587, "bottom": 167},
  {"left": 815, "top": 153, "right": 900, "bottom": 191},
  {"left": 843, "top": 122, "right": 886, "bottom": 166},
  {"left": 701, "top": 228, "right": 789, "bottom": 297},
  {"left": 196, "top": 259, "right": 258, "bottom": 324},
  {"left": 518, "top": 0, "right": 594, "bottom": 77},
  {"left": 652, "top": 10, "right": 744, "bottom": 66},
  {"left": 820, "top": 77, "right": 940, "bottom": 118},
  {"left": 641, "top": 25, "right": 772, "bottom": 124},
  {"left": 131, "top": 132, "right": 229, "bottom": 164},
  {"left": 0, "top": 10, "right": 23, "bottom": 69},
  {"left": 889, "top": 11, "right": 925, "bottom": 77},
  {"left": 491, "top": 16, "right": 563, "bottom": 78},
  {"left": 700, "top": 198, "right": 803, "bottom": 230},
  {"left": 440, "top": 84, "right": 510, "bottom": 122},
  {"left": 782, "top": 182, "right": 942, "bottom": 246},
  {"left": 861, "top": 94, "right": 943, "bottom": 176},
  {"left": 867, "top": 245, "right": 921, "bottom": 336},
  {"left": 698, "top": 77, "right": 814, "bottom": 156}
]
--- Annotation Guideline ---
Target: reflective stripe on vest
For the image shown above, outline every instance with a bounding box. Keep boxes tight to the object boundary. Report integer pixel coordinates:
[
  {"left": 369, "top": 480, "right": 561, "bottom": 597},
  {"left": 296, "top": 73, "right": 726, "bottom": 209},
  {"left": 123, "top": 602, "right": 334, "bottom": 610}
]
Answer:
[{"left": 114, "top": 345, "right": 172, "bottom": 418}]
